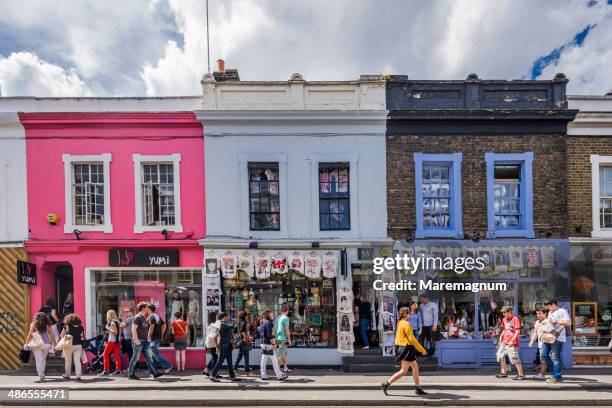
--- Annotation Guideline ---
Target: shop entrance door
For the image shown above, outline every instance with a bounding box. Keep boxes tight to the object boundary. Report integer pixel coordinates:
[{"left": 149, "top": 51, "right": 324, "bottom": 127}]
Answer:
[
  {"left": 55, "top": 265, "right": 73, "bottom": 316},
  {"left": 351, "top": 265, "right": 379, "bottom": 348}
]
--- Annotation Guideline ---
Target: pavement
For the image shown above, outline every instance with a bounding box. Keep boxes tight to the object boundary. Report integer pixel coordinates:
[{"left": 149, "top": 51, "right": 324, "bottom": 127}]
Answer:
[{"left": 0, "top": 368, "right": 610, "bottom": 406}]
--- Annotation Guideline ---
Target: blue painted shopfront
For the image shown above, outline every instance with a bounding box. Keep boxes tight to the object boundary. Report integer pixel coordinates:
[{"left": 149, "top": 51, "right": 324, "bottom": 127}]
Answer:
[{"left": 392, "top": 239, "right": 573, "bottom": 368}]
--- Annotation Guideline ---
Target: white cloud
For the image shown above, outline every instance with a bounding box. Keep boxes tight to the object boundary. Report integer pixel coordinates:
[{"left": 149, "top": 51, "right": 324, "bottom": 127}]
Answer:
[{"left": 0, "top": 52, "right": 92, "bottom": 96}]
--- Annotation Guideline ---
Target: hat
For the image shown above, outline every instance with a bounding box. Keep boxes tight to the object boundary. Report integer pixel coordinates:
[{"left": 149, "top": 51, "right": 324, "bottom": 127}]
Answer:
[{"left": 501, "top": 305, "right": 513, "bottom": 313}]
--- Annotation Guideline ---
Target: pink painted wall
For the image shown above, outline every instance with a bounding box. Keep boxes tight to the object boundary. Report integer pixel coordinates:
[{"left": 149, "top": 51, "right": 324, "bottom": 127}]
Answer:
[{"left": 21, "top": 113, "right": 206, "bottom": 368}]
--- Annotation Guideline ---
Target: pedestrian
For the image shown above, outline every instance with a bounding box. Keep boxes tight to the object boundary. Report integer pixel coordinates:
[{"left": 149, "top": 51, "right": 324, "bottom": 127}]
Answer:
[
  {"left": 60, "top": 313, "right": 85, "bottom": 381},
  {"left": 171, "top": 312, "right": 189, "bottom": 372},
  {"left": 38, "top": 298, "right": 61, "bottom": 344},
  {"left": 203, "top": 311, "right": 220, "bottom": 376},
  {"left": 234, "top": 310, "right": 252, "bottom": 373},
  {"left": 61, "top": 292, "right": 74, "bottom": 319},
  {"left": 100, "top": 309, "right": 122, "bottom": 377},
  {"left": 147, "top": 304, "right": 173, "bottom": 374},
  {"left": 119, "top": 309, "right": 135, "bottom": 373},
  {"left": 382, "top": 306, "right": 428, "bottom": 396},
  {"left": 258, "top": 309, "right": 287, "bottom": 381},
  {"left": 209, "top": 312, "right": 239, "bottom": 382},
  {"left": 408, "top": 301, "right": 422, "bottom": 339},
  {"left": 495, "top": 306, "right": 525, "bottom": 380},
  {"left": 418, "top": 295, "right": 438, "bottom": 356},
  {"left": 542, "top": 299, "right": 571, "bottom": 384},
  {"left": 127, "top": 302, "right": 161, "bottom": 380},
  {"left": 25, "top": 312, "right": 56, "bottom": 381},
  {"left": 275, "top": 304, "right": 291, "bottom": 373},
  {"left": 529, "top": 307, "right": 553, "bottom": 380},
  {"left": 355, "top": 295, "right": 371, "bottom": 350}
]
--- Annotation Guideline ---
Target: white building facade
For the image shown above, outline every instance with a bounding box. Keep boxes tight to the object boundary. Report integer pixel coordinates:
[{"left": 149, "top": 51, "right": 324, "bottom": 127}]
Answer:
[{"left": 197, "top": 73, "right": 389, "bottom": 365}]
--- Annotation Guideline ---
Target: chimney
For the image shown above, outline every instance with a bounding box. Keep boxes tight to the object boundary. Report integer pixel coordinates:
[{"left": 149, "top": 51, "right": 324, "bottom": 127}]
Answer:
[{"left": 213, "top": 59, "right": 240, "bottom": 82}]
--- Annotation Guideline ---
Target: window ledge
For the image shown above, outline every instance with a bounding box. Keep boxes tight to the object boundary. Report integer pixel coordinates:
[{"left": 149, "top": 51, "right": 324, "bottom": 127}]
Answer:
[
  {"left": 416, "top": 228, "right": 463, "bottom": 239},
  {"left": 591, "top": 230, "right": 612, "bottom": 239},
  {"left": 486, "top": 229, "right": 535, "bottom": 239},
  {"left": 134, "top": 224, "right": 183, "bottom": 234},
  {"left": 64, "top": 224, "right": 113, "bottom": 234}
]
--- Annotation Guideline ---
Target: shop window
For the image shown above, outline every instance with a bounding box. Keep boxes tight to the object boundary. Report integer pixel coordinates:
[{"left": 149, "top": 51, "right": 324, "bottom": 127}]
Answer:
[
  {"left": 92, "top": 269, "right": 203, "bottom": 347},
  {"left": 248, "top": 162, "right": 280, "bottom": 231},
  {"left": 414, "top": 153, "right": 463, "bottom": 238},
  {"left": 63, "top": 154, "right": 112, "bottom": 233},
  {"left": 319, "top": 163, "right": 350, "bottom": 230},
  {"left": 478, "top": 285, "right": 515, "bottom": 339},
  {"left": 518, "top": 282, "right": 555, "bottom": 338},
  {"left": 486, "top": 152, "right": 534, "bottom": 238},
  {"left": 224, "top": 271, "right": 336, "bottom": 348}
]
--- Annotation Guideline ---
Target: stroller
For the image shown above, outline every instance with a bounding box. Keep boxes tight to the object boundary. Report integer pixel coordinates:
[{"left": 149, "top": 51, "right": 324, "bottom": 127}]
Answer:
[{"left": 82, "top": 335, "right": 113, "bottom": 374}]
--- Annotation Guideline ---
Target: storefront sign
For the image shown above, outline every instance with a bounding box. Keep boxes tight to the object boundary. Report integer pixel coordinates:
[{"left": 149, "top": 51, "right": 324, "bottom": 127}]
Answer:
[
  {"left": 16, "top": 261, "right": 36, "bottom": 285},
  {"left": 109, "top": 249, "right": 179, "bottom": 267}
]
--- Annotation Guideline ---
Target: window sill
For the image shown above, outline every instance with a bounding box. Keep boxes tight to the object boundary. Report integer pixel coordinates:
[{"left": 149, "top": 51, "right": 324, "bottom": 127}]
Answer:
[
  {"left": 486, "top": 229, "right": 535, "bottom": 239},
  {"left": 64, "top": 224, "right": 113, "bottom": 234},
  {"left": 590, "top": 230, "right": 612, "bottom": 239},
  {"left": 415, "top": 228, "right": 463, "bottom": 239},
  {"left": 134, "top": 225, "right": 183, "bottom": 234}
]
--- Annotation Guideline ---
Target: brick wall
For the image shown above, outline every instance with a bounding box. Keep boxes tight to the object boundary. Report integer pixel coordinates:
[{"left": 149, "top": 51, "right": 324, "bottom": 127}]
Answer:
[
  {"left": 387, "top": 134, "right": 568, "bottom": 240},
  {"left": 567, "top": 136, "right": 612, "bottom": 237}
]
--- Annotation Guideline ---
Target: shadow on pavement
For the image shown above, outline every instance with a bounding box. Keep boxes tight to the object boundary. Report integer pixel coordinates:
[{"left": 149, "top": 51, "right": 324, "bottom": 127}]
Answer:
[{"left": 386, "top": 391, "right": 469, "bottom": 400}]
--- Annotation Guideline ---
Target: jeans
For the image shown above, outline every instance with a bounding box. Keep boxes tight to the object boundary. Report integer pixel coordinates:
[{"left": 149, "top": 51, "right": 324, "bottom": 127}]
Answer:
[
  {"left": 121, "top": 338, "right": 134, "bottom": 363},
  {"left": 235, "top": 346, "right": 250, "bottom": 370},
  {"left": 64, "top": 344, "right": 83, "bottom": 378},
  {"left": 206, "top": 347, "right": 218, "bottom": 371},
  {"left": 542, "top": 340, "right": 564, "bottom": 380},
  {"left": 210, "top": 344, "right": 234, "bottom": 379},
  {"left": 128, "top": 340, "right": 157, "bottom": 377},
  {"left": 151, "top": 339, "right": 172, "bottom": 370},
  {"left": 359, "top": 319, "right": 370, "bottom": 347},
  {"left": 419, "top": 326, "right": 436, "bottom": 355},
  {"left": 33, "top": 344, "right": 51, "bottom": 378},
  {"left": 103, "top": 341, "right": 122, "bottom": 372}
]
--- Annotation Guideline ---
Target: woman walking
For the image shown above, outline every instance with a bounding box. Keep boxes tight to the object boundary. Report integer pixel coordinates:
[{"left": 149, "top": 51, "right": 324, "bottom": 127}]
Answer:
[
  {"left": 382, "top": 307, "right": 428, "bottom": 396},
  {"left": 234, "top": 311, "right": 252, "bottom": 372},
  {"left": 39, "top": 298, "right": 61, "bottom": 344},
  {"left": 407, "top": 301, "right": 422, "bottom": 339},
  {"left": 258, "top": 309, "right": 287, "bottom": 381},
  {"left": 171, "top": 312, "right": 189, "bottom": 371},
  {"left": 25, "top": 312, "right": 56, "bottom": 380},
  {"left": 203, "top": 311, "right": 220, "bottom": 376},
  {"left": 60, "top": 313, "right": 85, "bottom": 380},
  {"left": 100, "top": 309, "right": 122, "bottom": 377}
]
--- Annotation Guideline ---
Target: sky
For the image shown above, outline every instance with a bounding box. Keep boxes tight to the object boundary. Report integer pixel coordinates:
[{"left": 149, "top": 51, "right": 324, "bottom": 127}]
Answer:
[{"left": 0, "top": 0, "right": 610, "bottom": 97}]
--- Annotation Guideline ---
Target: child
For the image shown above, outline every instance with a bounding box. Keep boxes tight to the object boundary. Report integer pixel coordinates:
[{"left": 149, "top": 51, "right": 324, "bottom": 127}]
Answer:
[
  {"left": 529, "top": 307, "right": 553, "bottom": 380},
  {"left": 495, "top": 306, "right": 525, "bottom": 380}
]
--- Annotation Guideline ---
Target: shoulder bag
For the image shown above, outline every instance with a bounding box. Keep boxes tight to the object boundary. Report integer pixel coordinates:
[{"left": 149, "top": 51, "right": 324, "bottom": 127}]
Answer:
[
  {"left": 55, "top": 334, "right": 73, "bottom": 351},
  {"left": 27, "top": 332, "right": 44, "bottom": 349}
]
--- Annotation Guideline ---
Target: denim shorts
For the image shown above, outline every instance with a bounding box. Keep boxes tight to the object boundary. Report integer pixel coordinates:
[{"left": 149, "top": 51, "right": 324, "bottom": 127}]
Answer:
[{"left": 276, "top": 340, "right": 288, "bottom": 357}]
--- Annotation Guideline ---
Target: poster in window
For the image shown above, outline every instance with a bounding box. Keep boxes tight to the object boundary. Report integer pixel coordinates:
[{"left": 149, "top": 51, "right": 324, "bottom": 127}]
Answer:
[
  {"left": 320, "top": 169, "right": 330, "bottom": 194},
  {"left": 338, "top": 168, "right": 348, "bottom": 193},
  {"left": 255, "top": 253, "right": 271, "bottom": 280},
  {"left": 337, "top": 312, "right": 353, "bottom": 332},
  {"left": 382, "top": 312, "right": 394, "bottom": 333},
  {"left": 206, "top": 287, "right": 221, "bottom": 308},
  {"left": 337, "top": 288, "right": 353, "bottom": 313},
  {"left": 287, "top": 252, "right": 304, "bottom": 274},
  {"left": 573, "top": 302, "right": 598, "bottom": 335},
  {"left": 221, "top": 254, "right": 237, "bottom": 279},
  {"left": 337, "top": 333, "right": 354, "bottom": 354},
  {"left": 271, "top": 255, "right": 287, "bottom": 275},
  {"left": 204, "top": 257, "right": 220, "bottom": 277},
  {"left": 134, "top": 281, "right": 166, "bottom": 320},
  {"left": 382, "top": 295, "right": 395, "bottom": 315},
  {"left": 322, "top": 253, "right": 338, "bottom": 278},
  {"left": 237, "top": 253, "right": 255, "bottom": 278}
]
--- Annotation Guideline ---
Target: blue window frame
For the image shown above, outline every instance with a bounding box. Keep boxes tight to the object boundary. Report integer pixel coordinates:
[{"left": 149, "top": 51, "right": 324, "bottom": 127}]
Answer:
[
  {"left": 414, "top": 153, "right": 463, "bottom": 238},
  {"left": 485, "top": 152, "right": 534, "bottom": 238}
]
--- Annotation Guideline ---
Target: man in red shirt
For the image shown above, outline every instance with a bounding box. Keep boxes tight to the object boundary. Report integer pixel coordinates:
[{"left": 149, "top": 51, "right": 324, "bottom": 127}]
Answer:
[{"left": 495, "top": 306, "right": 525, "bottom": 380}]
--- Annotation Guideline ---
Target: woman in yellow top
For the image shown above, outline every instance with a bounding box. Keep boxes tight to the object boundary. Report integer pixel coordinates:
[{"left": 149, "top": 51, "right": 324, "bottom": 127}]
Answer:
[{"left": 382, "top": 306, "right": 428, "bottom": 396}]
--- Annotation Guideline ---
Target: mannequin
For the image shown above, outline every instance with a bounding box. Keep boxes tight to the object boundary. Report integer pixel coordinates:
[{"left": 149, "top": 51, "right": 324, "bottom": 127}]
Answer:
[
  {"left": 187, "top": 290, "right": 200, "bottom": 346},
  {"left": 170, "top": 292, "right": 183, "bottom": 323},
  {"left": 119, "top": 291, "right": 135, "bottom": 321}
]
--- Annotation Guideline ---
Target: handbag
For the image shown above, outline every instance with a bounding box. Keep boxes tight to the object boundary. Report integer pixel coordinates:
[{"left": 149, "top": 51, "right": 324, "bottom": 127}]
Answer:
[
  {"left": 27, "top": 332, "right": 44, "bottom": 349},
  {"left": 261, "top": 344, "right": 274, "bottom": 356},
  {"left": 541, "top": 331, "right": 559, "bottom": 345},
  {"left": 55, "top": 334, "right": 73, "bottom": 351},
  {"left": 19, "top": 347, "right": 31, "bottom": 363}
]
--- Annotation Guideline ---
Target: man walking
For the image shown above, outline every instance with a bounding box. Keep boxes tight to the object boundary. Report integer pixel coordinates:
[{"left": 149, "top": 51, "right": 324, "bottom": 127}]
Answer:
[
  {"left": 355, "top": 295, "right": 371, "bottom": 350},
  {"left": 418, "top": 295, "right": 438, "bottom": 356},
  {"left": 148, "top": 304, "right": 173, "bottom": 374},
  {"left": 276, "top": 304, "right": 292, "bottom": 373},
  {"left": 127, "top": 302, "right": 162, "bottom": 380},
  {"left": 542, "top": 299, "right": 571, "bottom": 383},
  {"left": 495, "top": 306, "right": 525, "bottom": 380},
  {"left": 209, "top": 312, "right": 239, "bottom": 382}
]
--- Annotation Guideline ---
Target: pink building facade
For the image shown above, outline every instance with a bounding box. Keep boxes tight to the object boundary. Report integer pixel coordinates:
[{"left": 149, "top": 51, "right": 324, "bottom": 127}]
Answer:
[{"left": 21, "top": 112, "right": 206, "bottom": 367}]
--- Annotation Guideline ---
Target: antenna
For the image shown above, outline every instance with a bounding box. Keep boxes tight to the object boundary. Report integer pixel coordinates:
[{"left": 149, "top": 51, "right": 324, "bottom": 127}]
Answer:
[{"left": 206, "top": 0, "right": 211, "bottom": 74}]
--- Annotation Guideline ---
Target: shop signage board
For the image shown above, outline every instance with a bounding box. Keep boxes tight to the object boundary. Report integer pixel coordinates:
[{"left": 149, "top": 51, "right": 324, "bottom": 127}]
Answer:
[
  {"left": 16, "top": 261, "right": 36, "bottom": 285},
  {"left": 109, "top": 249, "right": 180, "bottom": 267}
]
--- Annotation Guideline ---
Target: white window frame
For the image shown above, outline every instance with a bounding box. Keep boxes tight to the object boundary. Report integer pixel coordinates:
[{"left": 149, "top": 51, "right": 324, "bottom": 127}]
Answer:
[
  {"left": 310, "top": 153, "right": 359, "bottom": 239},
  {"left": 133, "top": 154, "right": 182, "bottom": 233},
  {"left": 590, "top": 154, "right": 612, "bottom": 238},
  {"left": 239, "top": 154, "right": 288, "bottom": 238},
  {"left": 62, "top": 153, "right": 112, "bottom": 233}
]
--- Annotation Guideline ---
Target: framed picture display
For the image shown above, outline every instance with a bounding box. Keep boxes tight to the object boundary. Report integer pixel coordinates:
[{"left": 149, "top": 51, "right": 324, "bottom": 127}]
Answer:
[{"left": 572, "top": 302, "right": 598, "bottom": 335}]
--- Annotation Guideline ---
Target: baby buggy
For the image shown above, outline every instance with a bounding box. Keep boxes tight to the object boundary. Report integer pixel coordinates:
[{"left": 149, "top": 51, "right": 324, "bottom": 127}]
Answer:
[{"left": 82, "top": 335, "right": 114, "bottom": 374}]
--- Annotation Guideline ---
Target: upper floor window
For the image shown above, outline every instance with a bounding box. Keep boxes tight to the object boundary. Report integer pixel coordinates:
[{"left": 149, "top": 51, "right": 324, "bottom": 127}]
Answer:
[
  {"left": 600, "top": 167, "right": 612, "bottom": 229},
  {"left": 319, "top": 163, "right": 350, "bottom": 230},
  {"left": 62, "top": 153, "right": 112, "bottom": 233},
  {"left": 590, "top": 155, "right": 612, "bottom": 238},
  {"left": 486, "top": 152, "right": 534, "bottom": 238},
  {"left": 414, "top": 153, "right": 463, "bottom": 238},
  {"left": 249, "top": 162, "right": 280, "bottom": 231},
  {"left": 133, "top": 154, "right": 182, "bottom": 233}
]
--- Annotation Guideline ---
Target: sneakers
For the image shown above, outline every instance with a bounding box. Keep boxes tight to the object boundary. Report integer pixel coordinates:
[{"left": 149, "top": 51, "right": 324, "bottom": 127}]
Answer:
[
  {"left": 152, "top": 372, "right": 164, "bottom": 379},
  {"left": 534, "top": 373, "right": 545, "bottom": 380},
  {"left": 98, "top": 371, "right": 110, "bottom": 377},
  {"left": 128, "top": 375, "right": 140, "bottom": 380},
  {"left": 415, "top": 387, "right": 427, "bottom": 395},
  {"left": 495, "top": 373, "right": 508, "bottom": 378},
  {"left": 260, "top": 377, "right": 270, "bottom": 381},
  {"left": 283, "top": 367, "right": 292, "bottom": 373},
  {"left": 230, "top": 377, "right": 241, "bottom": 382},
  {"left": 110, "top": 370, "right": 122, "bottom": 376},
  {"left": 361, "top": 346, "right": 370, "bottom": 350},
  {"left": 209, "top": 376, "right": 220, "bottom": 382},
  {"left": 381, "top": 381, "right": 390, "bottom": 396},
  {"left": 278, "top": 375, "right": 289, "bottom": 381},
  {"left": 164, "top": 367, "right": 173, "bottom": 374},
  {"left": 512, "top": 375, "right": 526, "bottom": 381},
  {"left": 546, "top": 378, "right": 561, "bottom": 384}
]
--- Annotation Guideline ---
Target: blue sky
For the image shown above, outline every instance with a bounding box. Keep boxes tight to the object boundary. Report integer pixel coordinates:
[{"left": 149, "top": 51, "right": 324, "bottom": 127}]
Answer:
[{"left": 0, "top": 0, "right": 610, "bottom": 96}]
